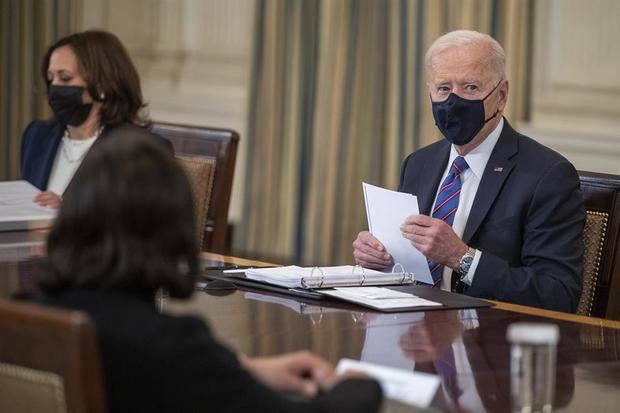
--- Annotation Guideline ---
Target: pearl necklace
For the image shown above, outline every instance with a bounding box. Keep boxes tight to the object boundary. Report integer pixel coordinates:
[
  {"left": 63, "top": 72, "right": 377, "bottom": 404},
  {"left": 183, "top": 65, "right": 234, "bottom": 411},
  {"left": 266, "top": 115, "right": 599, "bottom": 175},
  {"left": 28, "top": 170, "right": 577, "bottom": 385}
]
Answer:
[{"left": 61, "top": 127, "right": 104, "bottom": 163}]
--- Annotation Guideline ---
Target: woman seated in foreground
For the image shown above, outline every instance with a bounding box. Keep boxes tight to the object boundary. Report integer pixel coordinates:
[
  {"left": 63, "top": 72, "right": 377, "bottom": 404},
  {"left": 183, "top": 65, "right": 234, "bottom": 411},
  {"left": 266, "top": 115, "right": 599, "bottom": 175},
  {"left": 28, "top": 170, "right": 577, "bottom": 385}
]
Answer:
[{"left": 33, "top": 127, "right": 383, "bottom": 413}]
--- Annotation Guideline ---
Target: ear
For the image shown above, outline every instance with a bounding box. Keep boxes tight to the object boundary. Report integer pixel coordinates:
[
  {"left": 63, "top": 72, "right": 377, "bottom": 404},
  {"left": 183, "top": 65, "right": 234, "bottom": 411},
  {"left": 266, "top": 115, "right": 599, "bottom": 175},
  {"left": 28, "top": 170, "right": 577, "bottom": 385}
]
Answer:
[{"left": 497, "top": 79, "right": 509, "bottom": 112}]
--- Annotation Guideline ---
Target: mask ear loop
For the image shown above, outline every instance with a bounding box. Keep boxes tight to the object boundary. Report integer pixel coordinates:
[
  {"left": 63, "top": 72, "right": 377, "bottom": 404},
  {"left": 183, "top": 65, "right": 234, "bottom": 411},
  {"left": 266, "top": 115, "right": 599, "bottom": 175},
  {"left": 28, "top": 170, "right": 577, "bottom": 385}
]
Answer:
[{"left": 482, "top": 80, "right": 504, "bottom": 123}]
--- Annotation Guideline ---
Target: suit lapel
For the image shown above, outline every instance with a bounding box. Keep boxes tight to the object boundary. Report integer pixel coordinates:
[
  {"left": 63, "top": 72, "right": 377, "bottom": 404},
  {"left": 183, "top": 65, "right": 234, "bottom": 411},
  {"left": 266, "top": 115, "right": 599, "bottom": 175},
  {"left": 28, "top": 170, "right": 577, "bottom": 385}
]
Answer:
[
  {"left": 418, "top": 144, "right": 450, "bottom": 215},
  {"left": 462, "top": 122, "right": 518, "bottom": 244}
]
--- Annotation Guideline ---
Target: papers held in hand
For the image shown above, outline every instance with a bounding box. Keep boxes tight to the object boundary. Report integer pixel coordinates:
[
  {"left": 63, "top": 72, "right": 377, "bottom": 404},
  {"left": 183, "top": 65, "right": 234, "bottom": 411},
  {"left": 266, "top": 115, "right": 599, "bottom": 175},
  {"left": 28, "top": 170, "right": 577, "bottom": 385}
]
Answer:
[
  {"left": 244, "top": 265, "right": 414, "bottom": 289},
  {"left": 0, "top": 180, "right": 56, "bottom": 232},
  {"left": 336, "top": 358, "right": 440, "bottom": 408}
]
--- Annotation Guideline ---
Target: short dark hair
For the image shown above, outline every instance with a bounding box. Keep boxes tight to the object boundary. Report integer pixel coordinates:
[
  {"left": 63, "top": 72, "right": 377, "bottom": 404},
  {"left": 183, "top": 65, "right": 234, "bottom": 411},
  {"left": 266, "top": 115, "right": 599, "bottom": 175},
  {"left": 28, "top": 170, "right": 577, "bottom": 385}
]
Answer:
[
  {"left": 41, "top": 29, "right": 149, "bottom": 127},
  {"left": 39, "top": 127, "right": 198, "bottom": 298}
]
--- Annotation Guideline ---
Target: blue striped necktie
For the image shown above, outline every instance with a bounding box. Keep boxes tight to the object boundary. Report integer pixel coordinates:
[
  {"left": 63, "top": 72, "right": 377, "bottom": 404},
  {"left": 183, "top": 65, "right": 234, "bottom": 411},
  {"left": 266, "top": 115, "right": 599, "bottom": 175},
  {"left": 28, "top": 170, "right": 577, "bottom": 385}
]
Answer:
[{"left": 428, "top": 156, "right": 469, "bottom": 286}]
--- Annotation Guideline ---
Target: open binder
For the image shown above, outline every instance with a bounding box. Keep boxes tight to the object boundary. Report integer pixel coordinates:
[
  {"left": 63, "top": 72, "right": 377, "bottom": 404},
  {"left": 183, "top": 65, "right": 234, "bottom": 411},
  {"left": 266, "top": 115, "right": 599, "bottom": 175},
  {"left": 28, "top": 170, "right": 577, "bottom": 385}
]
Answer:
[{"left": 244, "top": 264, "right": 414, "bottom": 290}]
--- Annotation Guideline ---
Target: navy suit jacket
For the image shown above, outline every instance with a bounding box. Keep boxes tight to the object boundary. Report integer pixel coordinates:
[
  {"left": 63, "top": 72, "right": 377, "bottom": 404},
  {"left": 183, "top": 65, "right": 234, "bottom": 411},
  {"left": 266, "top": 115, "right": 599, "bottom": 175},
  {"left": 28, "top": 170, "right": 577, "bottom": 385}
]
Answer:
[
  {"left": 20, "top": 120, "right": 64, "bottom": 190},
  {"left": 398, "top": 119, "right": 585, "bottom": 312},
  {"left": 20, "top": 120, "right": 173, "bottom": 191}
]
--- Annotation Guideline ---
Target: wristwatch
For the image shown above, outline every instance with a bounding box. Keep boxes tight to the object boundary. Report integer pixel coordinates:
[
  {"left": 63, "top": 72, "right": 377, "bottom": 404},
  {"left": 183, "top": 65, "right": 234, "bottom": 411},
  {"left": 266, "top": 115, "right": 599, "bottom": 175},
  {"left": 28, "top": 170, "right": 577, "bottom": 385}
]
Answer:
[{"left": 457, "top": 247, "right": 477, "bottom": 277}]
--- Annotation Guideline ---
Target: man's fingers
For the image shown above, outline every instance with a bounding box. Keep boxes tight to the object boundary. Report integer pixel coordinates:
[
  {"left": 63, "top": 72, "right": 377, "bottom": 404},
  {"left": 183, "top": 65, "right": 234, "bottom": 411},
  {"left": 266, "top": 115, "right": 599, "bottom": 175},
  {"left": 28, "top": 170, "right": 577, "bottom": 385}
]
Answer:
[
  {"left": 357, "top": 231, "right": 386, "bottom": 252},
  {"left": 353, "top": 232, "right": 392, "bottom": 268},
  {"left": 355, "top": 240, "right": 391, "bottom": 261},
  {"left": 402, "top": 214, "right": 434, "bottom": 227},
  {"left": 354, "top": 248, "right": 393, "bottom": 268}
]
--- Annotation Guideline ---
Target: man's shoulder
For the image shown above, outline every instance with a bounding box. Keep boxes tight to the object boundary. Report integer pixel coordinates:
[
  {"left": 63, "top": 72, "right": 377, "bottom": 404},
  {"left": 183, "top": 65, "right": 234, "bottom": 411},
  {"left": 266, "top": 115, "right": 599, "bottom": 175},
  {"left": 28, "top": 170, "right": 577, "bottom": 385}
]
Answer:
[{"left": 510, "top": 127, "right": 574, "bottom": 169}]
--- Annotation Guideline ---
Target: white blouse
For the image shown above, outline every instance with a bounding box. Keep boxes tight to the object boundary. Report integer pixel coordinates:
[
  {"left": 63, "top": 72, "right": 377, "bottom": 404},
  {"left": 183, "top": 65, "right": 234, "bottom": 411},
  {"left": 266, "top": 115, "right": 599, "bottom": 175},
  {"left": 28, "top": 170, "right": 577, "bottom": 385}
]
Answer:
[{"left": 47, "top": 129, "right": 101, "bottom": 195}]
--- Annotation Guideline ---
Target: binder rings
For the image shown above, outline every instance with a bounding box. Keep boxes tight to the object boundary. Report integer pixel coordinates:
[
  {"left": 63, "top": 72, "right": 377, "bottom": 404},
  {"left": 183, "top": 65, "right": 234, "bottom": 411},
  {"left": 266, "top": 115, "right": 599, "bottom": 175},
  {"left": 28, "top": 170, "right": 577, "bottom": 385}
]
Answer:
[{"left": 244, "top": 264, "right": 415, "bottom": 289}]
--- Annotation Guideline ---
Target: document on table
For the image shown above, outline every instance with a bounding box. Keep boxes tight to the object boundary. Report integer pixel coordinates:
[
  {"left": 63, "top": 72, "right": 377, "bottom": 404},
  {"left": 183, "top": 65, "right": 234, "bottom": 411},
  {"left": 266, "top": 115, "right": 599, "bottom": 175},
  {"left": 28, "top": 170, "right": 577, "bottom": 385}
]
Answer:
[
  {"left": 320, "top": 287, "right": 441, "bottom": 310},
  {"left": 336, "top": 358, "right": 440, "bottom": 408},
  {"left": 0, "top": 181, "right": 56, "bottom": 231},
  {"left": 363, "top": 182, "right": 433, "bottom": 284}
]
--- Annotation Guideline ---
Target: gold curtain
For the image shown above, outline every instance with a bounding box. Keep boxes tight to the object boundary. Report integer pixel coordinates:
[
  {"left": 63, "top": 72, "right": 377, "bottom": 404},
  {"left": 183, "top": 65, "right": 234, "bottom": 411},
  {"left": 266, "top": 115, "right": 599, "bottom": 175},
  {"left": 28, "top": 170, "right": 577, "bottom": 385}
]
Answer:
[
  {"left": 238, "top": 0, "right": 532, "bottom": 265},
  {"left": 0, "top": 0, "right": 77, "bottom": 180}
]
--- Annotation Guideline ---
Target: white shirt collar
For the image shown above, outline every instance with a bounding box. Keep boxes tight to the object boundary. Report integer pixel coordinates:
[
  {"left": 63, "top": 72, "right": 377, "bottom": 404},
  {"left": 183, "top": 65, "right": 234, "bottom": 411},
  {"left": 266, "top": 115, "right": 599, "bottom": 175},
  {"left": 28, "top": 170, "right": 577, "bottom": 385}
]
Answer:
[{"left": 448, "top": 117, "right": 504, "bottom": 180}]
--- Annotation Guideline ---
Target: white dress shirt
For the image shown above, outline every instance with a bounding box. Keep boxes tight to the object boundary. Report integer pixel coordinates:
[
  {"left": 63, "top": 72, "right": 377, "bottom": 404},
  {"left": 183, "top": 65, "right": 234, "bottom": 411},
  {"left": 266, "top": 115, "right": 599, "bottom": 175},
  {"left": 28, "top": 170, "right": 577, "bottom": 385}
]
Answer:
[{"left": 433, "top": 118, "right": 504, "bottom": 291}]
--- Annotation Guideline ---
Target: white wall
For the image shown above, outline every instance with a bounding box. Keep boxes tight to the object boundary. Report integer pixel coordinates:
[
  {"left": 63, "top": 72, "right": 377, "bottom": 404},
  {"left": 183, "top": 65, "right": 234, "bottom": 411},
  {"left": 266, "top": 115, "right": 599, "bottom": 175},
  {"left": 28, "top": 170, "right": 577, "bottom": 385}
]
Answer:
[{"left": 519, "top": 0, "right": 620, "bottom": 174}]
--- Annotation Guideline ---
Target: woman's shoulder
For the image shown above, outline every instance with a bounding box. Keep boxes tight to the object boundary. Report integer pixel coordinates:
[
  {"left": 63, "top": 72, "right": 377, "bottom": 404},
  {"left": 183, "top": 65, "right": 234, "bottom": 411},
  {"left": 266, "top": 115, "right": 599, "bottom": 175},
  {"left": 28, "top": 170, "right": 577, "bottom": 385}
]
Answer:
[
  {"left": 105, "top": 122, "right": 174, "bottom": 153},
  {"left": 21, "top": 119, "right": 61, "bottom": 144}
]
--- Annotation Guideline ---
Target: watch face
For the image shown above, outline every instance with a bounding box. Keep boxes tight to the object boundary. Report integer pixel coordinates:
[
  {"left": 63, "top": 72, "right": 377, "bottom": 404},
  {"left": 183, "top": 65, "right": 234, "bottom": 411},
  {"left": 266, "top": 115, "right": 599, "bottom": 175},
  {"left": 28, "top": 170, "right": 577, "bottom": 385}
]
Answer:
[{"left": 459, "top": 256, "right": 474, "bottom": 275}]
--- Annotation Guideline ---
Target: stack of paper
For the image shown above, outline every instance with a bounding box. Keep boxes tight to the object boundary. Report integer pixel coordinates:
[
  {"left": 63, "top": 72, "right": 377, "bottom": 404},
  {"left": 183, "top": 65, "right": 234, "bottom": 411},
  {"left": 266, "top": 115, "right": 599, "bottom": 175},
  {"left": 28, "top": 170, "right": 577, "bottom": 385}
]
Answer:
[
  {"left": 363, "top": 182, "right": 433, "bottom": 284},
  {"left": 0, "top": 181, "right": 56, "bottom": 232},
  {"left": 244, "top": 265, "right": 414, "bottom": 289}
]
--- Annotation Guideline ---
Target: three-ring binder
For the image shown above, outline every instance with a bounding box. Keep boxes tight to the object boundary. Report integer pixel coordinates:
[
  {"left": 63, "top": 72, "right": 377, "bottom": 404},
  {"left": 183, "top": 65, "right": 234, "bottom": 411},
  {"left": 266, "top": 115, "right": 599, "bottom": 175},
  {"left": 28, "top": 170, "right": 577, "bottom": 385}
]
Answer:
[{"left": 298, "top": 262, "right": 415, "bottom": 289}]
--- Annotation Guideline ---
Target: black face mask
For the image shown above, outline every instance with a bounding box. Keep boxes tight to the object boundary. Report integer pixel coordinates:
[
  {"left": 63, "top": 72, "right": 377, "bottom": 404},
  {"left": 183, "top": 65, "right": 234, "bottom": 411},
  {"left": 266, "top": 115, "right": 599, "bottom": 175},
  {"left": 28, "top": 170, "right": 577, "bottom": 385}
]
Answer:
[
  {"left": 431, "top": 82, "right": 501, "bottom": 146},
  {"left": 47, "top": 85, "right": 93, "bottom": 127}
]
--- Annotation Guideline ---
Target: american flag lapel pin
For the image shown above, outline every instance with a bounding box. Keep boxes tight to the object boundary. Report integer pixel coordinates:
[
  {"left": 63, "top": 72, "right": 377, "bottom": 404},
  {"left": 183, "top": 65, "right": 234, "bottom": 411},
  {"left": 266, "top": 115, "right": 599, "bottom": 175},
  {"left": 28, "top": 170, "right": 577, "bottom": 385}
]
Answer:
[{"left": 494, "top": 166, "right": 504, "bottom": 172}]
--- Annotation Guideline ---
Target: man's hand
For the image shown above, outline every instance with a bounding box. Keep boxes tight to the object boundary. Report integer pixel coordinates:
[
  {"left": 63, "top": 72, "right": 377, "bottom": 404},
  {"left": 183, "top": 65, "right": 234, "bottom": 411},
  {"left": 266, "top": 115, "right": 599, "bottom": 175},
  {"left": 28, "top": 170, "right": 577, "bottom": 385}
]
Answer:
[
  {"left": 33, "top": 191, "right": 62, "bottom": 208},
  {"left": 240, "top": 351, "right": 337, "bottom": 398},
  {"left": 400, "top": 214, "right": 467, "bottom": 269},
  {"left": 353, "top": 231, "right": 393, "bottom": 269},
  {"left": 399, "top": 312, "right": 464, "bottom": 362}
]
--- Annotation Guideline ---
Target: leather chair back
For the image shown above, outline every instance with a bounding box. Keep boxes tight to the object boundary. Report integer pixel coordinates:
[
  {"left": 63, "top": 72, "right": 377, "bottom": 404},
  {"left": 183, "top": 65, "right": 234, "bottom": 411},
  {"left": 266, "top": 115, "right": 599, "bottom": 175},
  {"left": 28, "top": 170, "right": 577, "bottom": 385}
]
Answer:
[
  {"left": 152, "top": 122, "right": 239, "bottom": 253},
  {"left": 576, "top": 171, "right": 620, "bottom": 319},
  {"left": 0, "top": 299, "right": 106, "bottom": 413}
]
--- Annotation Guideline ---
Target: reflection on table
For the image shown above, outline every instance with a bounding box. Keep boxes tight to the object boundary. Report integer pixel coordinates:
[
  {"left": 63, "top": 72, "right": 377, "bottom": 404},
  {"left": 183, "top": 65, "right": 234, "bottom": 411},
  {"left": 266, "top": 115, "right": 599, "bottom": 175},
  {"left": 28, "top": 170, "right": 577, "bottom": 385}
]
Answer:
[{"left": 1, "top": 234, "right": 620, "bottom": 412}]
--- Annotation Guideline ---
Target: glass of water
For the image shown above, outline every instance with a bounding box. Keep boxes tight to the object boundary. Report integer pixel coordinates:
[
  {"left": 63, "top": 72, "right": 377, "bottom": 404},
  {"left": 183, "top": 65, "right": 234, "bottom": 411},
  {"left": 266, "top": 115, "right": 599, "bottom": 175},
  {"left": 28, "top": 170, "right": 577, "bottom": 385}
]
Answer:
[{"left": 507, "top": 323, "right": 559, "bottom": 413}]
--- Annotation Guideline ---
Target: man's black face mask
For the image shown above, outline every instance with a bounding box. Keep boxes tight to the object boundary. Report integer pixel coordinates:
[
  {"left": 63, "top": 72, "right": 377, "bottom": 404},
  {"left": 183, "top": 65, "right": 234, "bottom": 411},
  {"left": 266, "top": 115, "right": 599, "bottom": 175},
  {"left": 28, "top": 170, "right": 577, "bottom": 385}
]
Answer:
[{"left": 431, "top": 82, "right": 501, "bottom": 146}]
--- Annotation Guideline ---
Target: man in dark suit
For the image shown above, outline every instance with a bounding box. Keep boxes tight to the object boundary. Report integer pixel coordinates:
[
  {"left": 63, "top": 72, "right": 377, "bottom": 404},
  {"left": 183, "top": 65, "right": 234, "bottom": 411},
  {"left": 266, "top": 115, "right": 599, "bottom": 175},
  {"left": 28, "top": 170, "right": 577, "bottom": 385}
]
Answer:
[{"left": 353, "top": 30, "right": 585, "bottom": 312}]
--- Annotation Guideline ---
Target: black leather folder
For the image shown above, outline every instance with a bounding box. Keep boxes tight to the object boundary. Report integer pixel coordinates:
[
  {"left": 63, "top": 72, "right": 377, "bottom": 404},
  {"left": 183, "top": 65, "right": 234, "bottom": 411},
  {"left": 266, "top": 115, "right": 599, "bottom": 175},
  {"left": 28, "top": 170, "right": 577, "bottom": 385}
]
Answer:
[{"left": 201, "top": 269, "right": 493, "bottom": 312}]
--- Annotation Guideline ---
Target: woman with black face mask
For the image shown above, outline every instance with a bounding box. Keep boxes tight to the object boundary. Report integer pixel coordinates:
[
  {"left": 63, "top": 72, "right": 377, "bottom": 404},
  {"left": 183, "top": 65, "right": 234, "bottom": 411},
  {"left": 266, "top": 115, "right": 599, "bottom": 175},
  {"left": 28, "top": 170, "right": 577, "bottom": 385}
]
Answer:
[{"left": 20, "top": 30, "right": 170, "bottom": 208}]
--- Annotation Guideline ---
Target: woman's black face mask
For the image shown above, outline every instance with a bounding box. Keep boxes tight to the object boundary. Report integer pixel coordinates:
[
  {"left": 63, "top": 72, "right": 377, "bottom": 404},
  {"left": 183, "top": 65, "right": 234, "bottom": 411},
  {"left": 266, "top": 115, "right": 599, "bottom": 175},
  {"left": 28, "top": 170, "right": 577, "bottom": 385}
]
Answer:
[{"left": 48, "top": 85, "right": 93, "bottom": 127}]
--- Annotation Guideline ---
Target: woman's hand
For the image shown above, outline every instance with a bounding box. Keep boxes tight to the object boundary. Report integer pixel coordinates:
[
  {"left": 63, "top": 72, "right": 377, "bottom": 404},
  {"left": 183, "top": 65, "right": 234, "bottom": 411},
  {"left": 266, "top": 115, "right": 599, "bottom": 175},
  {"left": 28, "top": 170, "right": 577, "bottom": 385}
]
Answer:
[
  {"left": 240, "top": 350, "right": 368, "bottom": 398},
  {"left": 33, "top": 191, "right": 62, "bottom": 208}
]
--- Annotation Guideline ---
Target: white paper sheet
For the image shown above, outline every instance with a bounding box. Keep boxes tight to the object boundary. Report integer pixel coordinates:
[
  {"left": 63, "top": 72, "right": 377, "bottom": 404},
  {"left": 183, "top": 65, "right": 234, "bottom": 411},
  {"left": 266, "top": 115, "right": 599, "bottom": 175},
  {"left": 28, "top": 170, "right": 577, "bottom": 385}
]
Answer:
[
  {"left": 336, "top": 358, "right": 440, "bottom": 408},
  {"left": 362, "top": 182, "right": 433, "bottom": 284},
  {"left": 321, "top": 287, "right": 441, "bottom": 310},
  {"left": 0, "top": 181, "right": 56, "bottom": 231}
]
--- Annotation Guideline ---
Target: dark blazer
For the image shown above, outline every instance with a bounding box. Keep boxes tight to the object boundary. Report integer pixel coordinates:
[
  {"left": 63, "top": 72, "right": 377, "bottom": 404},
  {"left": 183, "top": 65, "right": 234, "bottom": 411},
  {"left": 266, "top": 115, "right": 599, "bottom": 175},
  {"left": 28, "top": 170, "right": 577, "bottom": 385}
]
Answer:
[
  {"left": 20, "top": 120, "right": 173, "bottom": 191},
  {"left": 398, "top": 119, "right": 585, "bottom": 312},
  {"left": 34, "top": 290, "right": 382, "bottom": 413}
]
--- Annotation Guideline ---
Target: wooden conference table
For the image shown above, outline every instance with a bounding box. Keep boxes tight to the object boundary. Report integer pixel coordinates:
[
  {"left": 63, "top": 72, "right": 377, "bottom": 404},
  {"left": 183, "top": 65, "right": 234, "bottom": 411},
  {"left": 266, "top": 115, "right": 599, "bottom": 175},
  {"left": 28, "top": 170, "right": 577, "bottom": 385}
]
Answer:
[{"left": 1, "top": 231, "right": 619, "bottom": 412}]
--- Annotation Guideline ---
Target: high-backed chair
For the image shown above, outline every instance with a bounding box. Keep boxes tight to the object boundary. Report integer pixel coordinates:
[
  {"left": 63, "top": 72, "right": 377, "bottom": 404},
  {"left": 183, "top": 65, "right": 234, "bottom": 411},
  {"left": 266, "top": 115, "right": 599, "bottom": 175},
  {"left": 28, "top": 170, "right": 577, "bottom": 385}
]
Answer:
[
  {"left": 0, "top": 299, "right": 107, "bottom": 412},
  {"left": 576, "top": 171, "right": 620, "bottom": 319},
  {"left": 152, "top": 122, "right": 239, "bottom": 253},
  {"left": 176, "top": 155, "right": 216, "bottom": 249}
]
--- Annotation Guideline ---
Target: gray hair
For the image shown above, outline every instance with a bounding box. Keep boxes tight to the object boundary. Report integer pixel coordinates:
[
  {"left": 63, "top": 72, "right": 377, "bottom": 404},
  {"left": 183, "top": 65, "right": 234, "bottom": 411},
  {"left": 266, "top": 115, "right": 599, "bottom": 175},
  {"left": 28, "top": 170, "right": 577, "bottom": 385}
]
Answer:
[{"left": 425, "top": 30, "right": 506, "bottom": 82}]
